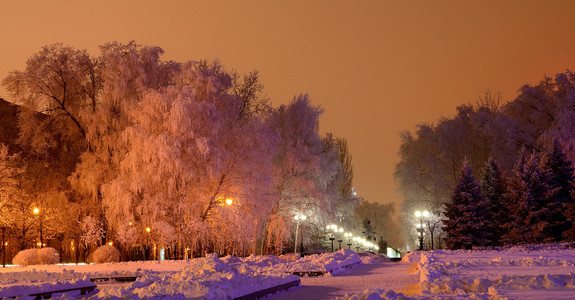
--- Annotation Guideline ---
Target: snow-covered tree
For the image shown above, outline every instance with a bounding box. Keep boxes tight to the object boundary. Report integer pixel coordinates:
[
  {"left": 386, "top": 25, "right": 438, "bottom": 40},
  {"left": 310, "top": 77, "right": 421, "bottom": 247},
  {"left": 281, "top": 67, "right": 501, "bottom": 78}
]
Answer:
[
  {"left": 80, "top": 215, "right": 104, "bottom": 247},
  {"left": 544, "top": 140, "right": 575, "bottom": 241},
  {"left": 443, "top": 160, "right": 490, "bottom": 250},
  {"left": 262, "top": 95, "right": 337, "bottom": 254},
  {"left": 0, "top": 144, "right": 23, "bottom": 227},
  {"left": 503, "top": 150, "right": 555, "bottom": 244},
  {"left": 2, "top": 43, "right": 100, "bottom": 152},
  {"left": 480, "top": 157, "right": 507, "bottom": 246}
]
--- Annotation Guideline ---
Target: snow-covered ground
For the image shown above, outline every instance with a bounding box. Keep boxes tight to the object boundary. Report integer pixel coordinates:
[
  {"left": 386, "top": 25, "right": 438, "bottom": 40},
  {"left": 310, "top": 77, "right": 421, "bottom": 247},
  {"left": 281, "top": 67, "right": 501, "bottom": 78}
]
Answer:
[
  {"left": 6, "top": 245, "right": 575, "bottom": 299},
  {"left": 340, "top": 243, "right": 575, "bottom": 300},
  {"left": 0, "top": 249, "right": 360, "bottom": 299}
]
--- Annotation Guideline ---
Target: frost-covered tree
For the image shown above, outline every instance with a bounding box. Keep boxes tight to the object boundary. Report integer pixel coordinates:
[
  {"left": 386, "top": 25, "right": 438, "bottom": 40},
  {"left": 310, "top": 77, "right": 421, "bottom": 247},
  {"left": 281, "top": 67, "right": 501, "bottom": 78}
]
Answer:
[
  {"left": 2, "top": 43, "right": 100, "bottom": 152},
  {"left": 503, "top": 150, "right": 555, "bottom": 244},
  {"left": 263, "top": 95, "right": 335, "bottom": 254},
  {"left": 544, "top": 140, "right": 575, "bottom": 241},
  {"left": 480, "top": 157, "right": 507, "bottom": 246},
  {"left": 443, "top": 161, "right": 490, "bottom": 250},
  {"left": 0, "top": 144, "right": 23, "bottom": 227}
]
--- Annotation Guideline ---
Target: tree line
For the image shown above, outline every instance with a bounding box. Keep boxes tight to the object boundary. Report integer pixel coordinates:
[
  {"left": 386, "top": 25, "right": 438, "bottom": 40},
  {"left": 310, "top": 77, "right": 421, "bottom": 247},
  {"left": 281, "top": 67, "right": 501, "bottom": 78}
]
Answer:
[
  {"left": 0, "top": 42, "right": 366, "bottom": 260},
  {"left": 445, "top": 142, "right": 575, "bottom": 249},
  {"left": 395, "top": 72, "right": 575, "bottom": 250}
]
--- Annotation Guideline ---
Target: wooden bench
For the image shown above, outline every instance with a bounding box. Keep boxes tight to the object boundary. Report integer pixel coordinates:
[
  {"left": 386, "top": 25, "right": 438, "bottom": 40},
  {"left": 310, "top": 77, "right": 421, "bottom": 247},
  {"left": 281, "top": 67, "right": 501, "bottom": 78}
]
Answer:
[
  {"left": 233, "top": 279, "right": 300, "bottom": 300},
  {"left": 90, "top": 276, "right": 139, "bottom": 283},
  {"left": 24, "top": 284, "right": 97, "bottom": 299}
]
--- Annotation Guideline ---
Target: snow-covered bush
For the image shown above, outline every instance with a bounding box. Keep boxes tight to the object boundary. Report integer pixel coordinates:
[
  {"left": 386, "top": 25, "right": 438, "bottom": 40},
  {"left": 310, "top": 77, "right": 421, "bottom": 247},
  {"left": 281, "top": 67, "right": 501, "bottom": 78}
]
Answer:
[
  {"left": 91, "top": 245, "right": 120, "bottom": 263},
  {"left": 12, "top": 249, "right": 39, "bottom": 266},
  {"left": 38, "top": 247, "right": 60, "bottom": 264}
]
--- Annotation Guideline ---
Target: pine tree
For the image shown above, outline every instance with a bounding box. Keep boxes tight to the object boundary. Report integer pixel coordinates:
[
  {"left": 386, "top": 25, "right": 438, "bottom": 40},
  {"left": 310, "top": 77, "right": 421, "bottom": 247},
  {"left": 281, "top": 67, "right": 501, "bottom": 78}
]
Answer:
[
  {"left": 480, "top": 157, "right": 507, "bottom": 246},
  {"left": 443, "top": 160, "right": 490, "bottom": 250},
  {"left": 544, "top": 140, "right": 575, "bottom": 241},
  {"left": 503, "top": 150, "right": 554, "bottom": 244}
]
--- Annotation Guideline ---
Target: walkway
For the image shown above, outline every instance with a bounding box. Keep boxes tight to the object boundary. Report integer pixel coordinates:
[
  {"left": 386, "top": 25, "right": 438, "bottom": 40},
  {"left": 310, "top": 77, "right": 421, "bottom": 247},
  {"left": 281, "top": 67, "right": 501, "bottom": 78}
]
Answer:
[{"left": 268, "top": 261, "right": 420, "bottom": 300}]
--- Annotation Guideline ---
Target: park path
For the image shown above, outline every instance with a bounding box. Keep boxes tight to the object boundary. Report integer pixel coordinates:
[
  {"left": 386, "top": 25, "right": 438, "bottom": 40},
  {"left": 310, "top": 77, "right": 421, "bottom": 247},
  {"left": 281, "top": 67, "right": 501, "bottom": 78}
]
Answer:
[{"left": 267, "top": 261, "right": 420, "bottom": 300}]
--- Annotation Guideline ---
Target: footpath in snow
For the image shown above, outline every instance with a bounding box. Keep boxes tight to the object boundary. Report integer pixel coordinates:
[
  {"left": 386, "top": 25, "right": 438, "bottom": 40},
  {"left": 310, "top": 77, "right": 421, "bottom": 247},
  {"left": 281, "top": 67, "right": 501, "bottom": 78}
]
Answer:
[{"left": 268, "top": 259, "right": 419, "bottom": 300}]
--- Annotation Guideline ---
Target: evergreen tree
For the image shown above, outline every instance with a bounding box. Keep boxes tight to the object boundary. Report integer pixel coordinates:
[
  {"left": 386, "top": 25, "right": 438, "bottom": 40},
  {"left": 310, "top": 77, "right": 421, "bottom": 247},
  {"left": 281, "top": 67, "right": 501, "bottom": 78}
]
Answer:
[
  {"left": 503, "top": 150, "right": 554, "bottom": 244},
  {"left": 443, "top": 160, "right": 490, "bottom": 250},
  {"left": 480, "top": 157, "right": 507, "bottom": 246},
  {"left": 544, "top": 140, "right": 575, "bottom": 241}
]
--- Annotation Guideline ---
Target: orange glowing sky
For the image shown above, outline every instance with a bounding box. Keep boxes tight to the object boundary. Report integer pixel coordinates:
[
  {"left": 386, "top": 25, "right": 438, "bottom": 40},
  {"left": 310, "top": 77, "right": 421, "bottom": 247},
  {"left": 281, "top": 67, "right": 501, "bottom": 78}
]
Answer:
[{"left": 2, "top": 1, "right": 575, "bottom": 206}]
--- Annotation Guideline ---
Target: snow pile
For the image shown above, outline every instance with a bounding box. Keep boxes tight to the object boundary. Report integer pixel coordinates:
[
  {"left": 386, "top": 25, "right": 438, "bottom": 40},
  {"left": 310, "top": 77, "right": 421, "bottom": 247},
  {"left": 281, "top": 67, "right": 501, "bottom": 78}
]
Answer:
[
  {"left": 416, "top": 245, "right": 575, "bottom": 299},
  {"left": 358, "top": 252, "right": 391, "bottom": 264},
  {"left": 226, "top": 248, "right": 361, "bottom": 274},
  {"left": 336, "top": 288, "right": 409, "bottom": 300},
  {"left": 400, "top": 251, "right": 421, "bottom": 263},
  {"left": 94, "top": 253, "right": 298, "bottom": 299},
  {"left": 0, "top": 269, "right": 91, "bottom": 298},
  {"left": 0, "top": 250, "right": 363, "bottom": 298}
]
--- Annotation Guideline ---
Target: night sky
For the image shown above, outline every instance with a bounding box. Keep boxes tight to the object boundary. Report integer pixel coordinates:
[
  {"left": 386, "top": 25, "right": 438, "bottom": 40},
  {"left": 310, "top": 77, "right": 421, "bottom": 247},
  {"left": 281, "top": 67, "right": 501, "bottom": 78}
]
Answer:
[{"left": 2, "top": 0, "right": 575, "bottom": 206}]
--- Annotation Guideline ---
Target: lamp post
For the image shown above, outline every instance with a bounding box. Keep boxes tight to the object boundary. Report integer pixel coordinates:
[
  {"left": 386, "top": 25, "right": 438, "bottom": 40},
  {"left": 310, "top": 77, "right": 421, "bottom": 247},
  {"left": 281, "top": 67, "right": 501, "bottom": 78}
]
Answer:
[
  {"left": 344, "top": 233, "right": 353, "bottom": 249},
  {"left": 337, "top": 228, "right": 344, "bottom": 250},
  {"left": 293, "top": 214, "right": 306, "bottom": 254},
  {"left": 145, "top": 226, "right": 151, "bottom": 260},
  {"left": 327, "top": 224, "right": 337, "bottom": 252},
  {"left": 353, "top": 237, "right": 360, "bottom": 252},
  {"left": 415, "top": 210, "right": 429, "bottom": 251},
  {"left": 1, "top": 226, "right": 6, "bottom": 267},
  {"left": 33, "top": 207, "right": 43, "bottom": 248}
]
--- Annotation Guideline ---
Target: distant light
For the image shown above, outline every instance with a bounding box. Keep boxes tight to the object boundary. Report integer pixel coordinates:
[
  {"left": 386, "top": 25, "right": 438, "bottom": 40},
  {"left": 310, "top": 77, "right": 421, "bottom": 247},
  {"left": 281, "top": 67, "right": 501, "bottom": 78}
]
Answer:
[
  {"left": 423, "top": 210, "right": 430, "bottom": 217},
  {"left": 415, "top": 211, "right": 421, "bottom": 217},
  {"left": 225, "top": 198, "right": 233, "bottom": 206},
  {"left": 128, "top": 222, "right": 133, "bottom": 226},
  {"left": 146, "top": 227, "right": 151, "bottom": 233},
  {"left": 339, "top": 228, "right": 344, "bottom": 233},
  {"left": 33, "top": 208, "right": 40, "bottom": 215},
  {"left": 108, "top": 241, "right": 113, "bottom": 246}
]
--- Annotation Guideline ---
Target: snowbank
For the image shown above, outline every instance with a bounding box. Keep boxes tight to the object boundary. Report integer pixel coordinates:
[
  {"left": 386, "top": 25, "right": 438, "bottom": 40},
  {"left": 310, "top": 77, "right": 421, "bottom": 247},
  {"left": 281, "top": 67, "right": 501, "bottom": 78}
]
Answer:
[
  {"left": 95, "top": 254, "right": 298, "bottom": 299},
  {"left": 0, "top": 249, "right": 365, "bottom": 298},
  {"left": 340, "top": 243, "right": 575, "bottom": 300}
]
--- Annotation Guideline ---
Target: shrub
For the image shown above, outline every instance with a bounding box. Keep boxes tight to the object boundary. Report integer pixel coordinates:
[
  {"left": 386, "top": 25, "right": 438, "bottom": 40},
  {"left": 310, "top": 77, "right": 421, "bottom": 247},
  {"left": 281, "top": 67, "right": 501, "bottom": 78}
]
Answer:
[
  {"left": 38, "top": 247, "right": 60, "bottom": 264},
  {"left": 91, "top": 245, "right": 120, "bottom": 263},
  {"left": 12, "top": 248, "right": 60, "bottom": 266},
  {"left": 12, "top": 249, "right": 39, "bottom": 266}
]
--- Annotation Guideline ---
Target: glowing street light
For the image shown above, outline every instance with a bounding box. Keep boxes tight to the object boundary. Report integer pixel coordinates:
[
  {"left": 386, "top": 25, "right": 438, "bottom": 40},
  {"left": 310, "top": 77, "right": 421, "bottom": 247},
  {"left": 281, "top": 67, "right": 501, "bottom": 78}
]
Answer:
[
  {"left": 225, "top": 198, "right": 233, "bottom": 206},
  {"left": 33, "top": 207, "right": 43, "bottom": 248},
  {"left": 344, "top": 233, "right": 353, "bottom": 249},
  {"left": 327, "top": 224, "right": 337, "bottom": 252},
  {"left": 337, "top": 228, "right": 344, "bottom": 250},
  {"left": 415, "top": 210, "right": 429, "bottom": 251},
  {"left": 293, "top": 214, "right": 307, "bottom": 254}
]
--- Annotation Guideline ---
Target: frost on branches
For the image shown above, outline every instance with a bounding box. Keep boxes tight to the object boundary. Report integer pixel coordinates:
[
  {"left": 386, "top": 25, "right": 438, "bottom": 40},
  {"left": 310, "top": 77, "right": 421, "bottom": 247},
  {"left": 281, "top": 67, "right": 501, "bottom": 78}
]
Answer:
[{"left": 1, "top": 42, "right": 351, "bottom": 257}]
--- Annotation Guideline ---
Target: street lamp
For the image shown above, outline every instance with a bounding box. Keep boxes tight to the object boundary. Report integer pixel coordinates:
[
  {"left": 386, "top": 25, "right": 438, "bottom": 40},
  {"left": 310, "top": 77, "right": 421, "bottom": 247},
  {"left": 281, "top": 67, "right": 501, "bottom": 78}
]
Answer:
[
  {"left": 327, "top": 224, "right": 337, "bottom": 252},
  {"left": 415, "top": 210, "right": 429, "bottom": 251},
  {"left": 33, "top": 207, "right": 43, "bottom": 248},
  {"left": 353, "top": 237, "right": 360, "bottom": 252},
  {"left": 294, "top": 214, "right": 307, "bottom": 254},
  {"left": 344, "top": 233, "right": 353, "bottom": 249},
  {"left": 145, "top": 226, "right": 151, "bottom": 260},
  {"left": 337, "top": 228, "right": 344, "bottom": 250},
  {"left": 225, "top": 198, "right": 233, "bottom": 206},
  {"left": 1, "top": 226, "right": 6, "bottom": 267}
]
